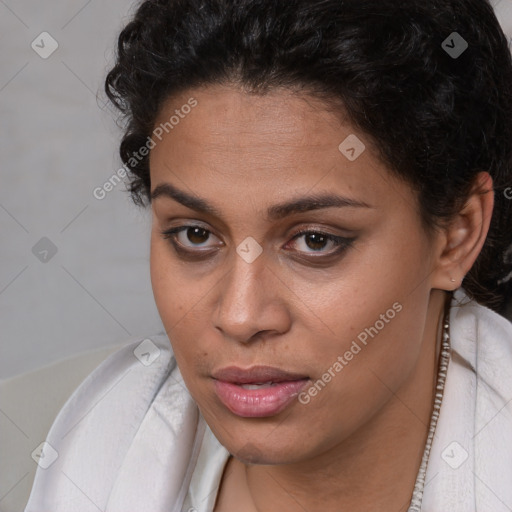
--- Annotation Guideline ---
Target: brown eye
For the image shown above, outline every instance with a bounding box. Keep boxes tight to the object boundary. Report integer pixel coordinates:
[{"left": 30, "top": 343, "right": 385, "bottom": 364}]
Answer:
[
  {"left": 160, "top": 225, "right": 222, "bottom": 251},
  {"left": 160, "top": 225, "right": 355, "bottom": 263},
  {"left": 185, "top": 227, "right": 210, "bottom": 245},
  {"left": 288, "top": 229, "right": 353, "bottom": 256},
  {"left": 302, "top": 232, "right": 329, "bottom": 251}
]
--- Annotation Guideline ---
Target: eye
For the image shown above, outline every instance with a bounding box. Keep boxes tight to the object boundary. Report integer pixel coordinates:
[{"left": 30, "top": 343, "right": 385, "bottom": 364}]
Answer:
[
  {"left": 160, "top": 224, "right": 355, "bottom": 260},
  {"left": 160, "top": 225, "right": 222, "bottom": 252},
  {"left": 286, "top": 229, "right": 354, "bottom": 257}
]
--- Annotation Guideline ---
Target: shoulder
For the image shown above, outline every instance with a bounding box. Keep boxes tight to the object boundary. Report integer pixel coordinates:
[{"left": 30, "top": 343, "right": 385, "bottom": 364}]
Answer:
[
  {"left": 419, "top": 291, "right": 512, "bottom": 510},
  {"left": 451, "top": 288, "right": 512, "bottom": 371},
  {"left": 25, "top": 333, "right": 198, "bottom": 512},
  {"left": 46, "top": 333, "right": 181, "bottom": 433},
  {"left": 450, "top": 288, "right": 512, "bottom": 426}
]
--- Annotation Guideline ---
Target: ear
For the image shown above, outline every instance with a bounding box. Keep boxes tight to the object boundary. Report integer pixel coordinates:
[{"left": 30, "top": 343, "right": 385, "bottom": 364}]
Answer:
[{"left": 430, "top": 171, "right": 494, "bottom": 291}]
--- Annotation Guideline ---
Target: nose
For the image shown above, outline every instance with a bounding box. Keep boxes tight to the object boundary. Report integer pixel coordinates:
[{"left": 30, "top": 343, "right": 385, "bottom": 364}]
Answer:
[{"left": 213, "top": 248, "right": 291, "bottom": 344}]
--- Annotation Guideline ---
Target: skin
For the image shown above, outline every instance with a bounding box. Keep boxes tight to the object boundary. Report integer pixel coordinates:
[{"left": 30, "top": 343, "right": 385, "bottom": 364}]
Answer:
[{"left": 148, "top": 83, "right": 494, "bottom": 511}]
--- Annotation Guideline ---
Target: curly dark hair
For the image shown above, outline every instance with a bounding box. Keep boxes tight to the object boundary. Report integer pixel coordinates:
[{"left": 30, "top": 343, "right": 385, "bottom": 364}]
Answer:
[{"left": 105, "top": 0, "right": 512, "bottom": 316}]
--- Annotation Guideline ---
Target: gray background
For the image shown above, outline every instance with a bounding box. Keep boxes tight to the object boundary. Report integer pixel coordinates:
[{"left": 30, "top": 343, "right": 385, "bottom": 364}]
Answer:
[
  {"left": 1, "top": 0, "right": 511, "bottom": 381},
  {"left": 0, "top": 0, "right": 164, "bottom": 381}
]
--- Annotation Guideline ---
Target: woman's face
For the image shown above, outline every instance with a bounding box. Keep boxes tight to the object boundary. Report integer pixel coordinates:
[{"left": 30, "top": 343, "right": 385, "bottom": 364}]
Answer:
[{"left": 149, "top": 83, "right": 441, "bottom": 464}]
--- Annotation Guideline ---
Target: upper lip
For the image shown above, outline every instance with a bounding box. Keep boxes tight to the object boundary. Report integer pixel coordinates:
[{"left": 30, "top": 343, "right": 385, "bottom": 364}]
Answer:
[{"left": 212, "top": 365, "right": 309, "bottom": 384}]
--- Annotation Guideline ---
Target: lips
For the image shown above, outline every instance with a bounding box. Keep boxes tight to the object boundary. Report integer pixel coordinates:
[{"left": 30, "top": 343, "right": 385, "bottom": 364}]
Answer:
[
  {"left": 212, "top": 365, "right": 309, "bottom": 384},
  {"left": 212, "top": 365, "right": 310, "bottom": 417}
]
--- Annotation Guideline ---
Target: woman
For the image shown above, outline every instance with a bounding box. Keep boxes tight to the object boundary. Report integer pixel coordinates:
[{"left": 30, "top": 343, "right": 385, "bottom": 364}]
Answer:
[{"left": 25, "top": 0, "right": 512, "bottom": 510}]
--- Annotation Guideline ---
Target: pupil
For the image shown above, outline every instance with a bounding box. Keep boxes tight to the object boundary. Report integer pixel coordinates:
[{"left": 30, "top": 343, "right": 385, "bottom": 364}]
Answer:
[
  {"left": 306, "top": 233, "right": 326, "bottom": 251},
  {"left": 188, "top": 227, "right": 208, "bottom": 244}
]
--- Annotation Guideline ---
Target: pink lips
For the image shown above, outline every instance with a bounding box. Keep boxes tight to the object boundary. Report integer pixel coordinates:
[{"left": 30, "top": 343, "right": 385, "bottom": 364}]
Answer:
[{"left": 212, "top": 365, "right": 310, "bottom": 418}]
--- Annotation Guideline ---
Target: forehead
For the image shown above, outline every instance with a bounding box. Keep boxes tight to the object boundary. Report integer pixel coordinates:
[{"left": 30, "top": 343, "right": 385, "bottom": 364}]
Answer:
[
  {"left": 148, "top": 83, "right": 409, "bottom": 213},
  {"left": 155, "top": 85, "right": 354, "bottom": 154}
]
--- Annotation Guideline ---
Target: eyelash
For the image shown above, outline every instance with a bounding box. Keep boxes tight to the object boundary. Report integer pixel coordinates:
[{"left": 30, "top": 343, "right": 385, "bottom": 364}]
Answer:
[{"left": 160, "top": 225, "right": 355, "bottom": 261}]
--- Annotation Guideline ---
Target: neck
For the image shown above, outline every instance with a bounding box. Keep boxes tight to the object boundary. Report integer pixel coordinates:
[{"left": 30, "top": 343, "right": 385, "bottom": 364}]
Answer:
[{"left": 232, "top": 289, "right": 450, "bottom": 512}]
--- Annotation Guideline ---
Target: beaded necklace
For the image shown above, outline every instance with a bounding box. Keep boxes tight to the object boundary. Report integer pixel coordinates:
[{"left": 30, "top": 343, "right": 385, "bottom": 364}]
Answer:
[{"left": 407, "top": 297, "right": 452, "bottom": 511}]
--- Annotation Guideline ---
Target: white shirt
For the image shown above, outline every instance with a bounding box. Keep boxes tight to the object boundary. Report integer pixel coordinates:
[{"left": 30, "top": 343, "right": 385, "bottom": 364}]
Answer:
[{"left": 24, "top": 288, "right": 512, "bottom": 511}]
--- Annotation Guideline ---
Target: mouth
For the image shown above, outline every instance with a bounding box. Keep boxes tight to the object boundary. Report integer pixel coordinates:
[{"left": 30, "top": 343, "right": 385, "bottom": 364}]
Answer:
[{"left": 211, "top": 365, "right": 311, "bottom": 418}]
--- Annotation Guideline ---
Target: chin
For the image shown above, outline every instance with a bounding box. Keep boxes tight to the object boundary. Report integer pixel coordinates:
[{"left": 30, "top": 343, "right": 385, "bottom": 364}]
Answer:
[
  {"left": 232, "top": 442, "right": 297, "bottom": 465},
  {"left": 201, "top": 402, "right": 322, "bottom": 464},
  {"left": 214, "top": 425, "right": 309, "bottom": 465}
]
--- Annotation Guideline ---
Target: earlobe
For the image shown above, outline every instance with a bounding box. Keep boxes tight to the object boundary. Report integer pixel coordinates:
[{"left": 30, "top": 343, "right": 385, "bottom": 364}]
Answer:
[{"left": 431, "top": 171, "right": 494, "bottom": 291}]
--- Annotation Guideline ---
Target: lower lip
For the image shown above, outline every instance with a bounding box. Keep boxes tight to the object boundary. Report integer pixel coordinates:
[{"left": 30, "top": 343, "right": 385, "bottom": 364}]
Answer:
[{"left": 213, "top": 379, "right": 310, "bottom": 417}]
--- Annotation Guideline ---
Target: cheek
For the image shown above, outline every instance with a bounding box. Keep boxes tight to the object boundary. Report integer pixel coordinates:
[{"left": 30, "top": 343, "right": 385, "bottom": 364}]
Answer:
[
  {"left": 150, "top": 239, "right": 176, "bottom": 321},
  {"left": 149, "top": 234, "right": 214, "bottom": 376},
  {"left": 294, "top": 297, "right": 428, "bottom": 450},
  {"left": 149, "top": 231, "right": 196, "bottom": 316},
  {"left": 149, "top": 236, "right": 193, "bottom": 353},
  {"left": 293, "top": 230, "right": 431, "bottom": 407}
]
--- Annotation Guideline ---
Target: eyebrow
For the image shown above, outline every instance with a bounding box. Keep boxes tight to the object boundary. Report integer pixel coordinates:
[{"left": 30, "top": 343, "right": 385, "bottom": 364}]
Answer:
[{"left": 150, "top": 182, "right": 373, "bottom": 221}]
